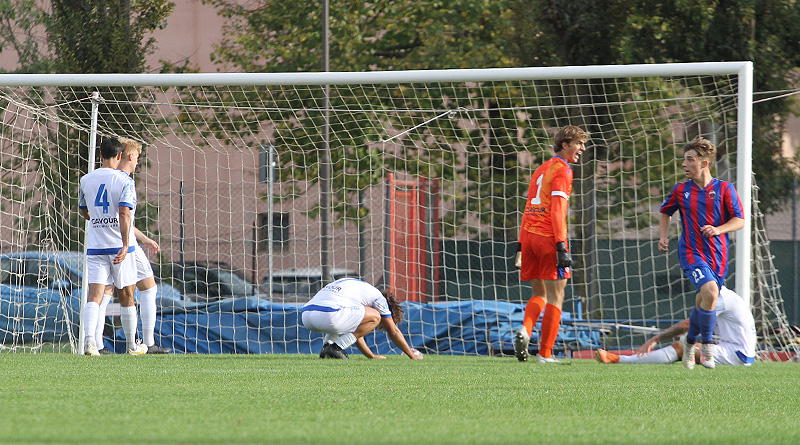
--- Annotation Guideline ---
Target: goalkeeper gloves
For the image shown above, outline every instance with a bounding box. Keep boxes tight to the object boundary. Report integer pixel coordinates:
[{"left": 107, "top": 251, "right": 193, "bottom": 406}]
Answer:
[
  {"left": 514, "top": 242, "right": 522, "bottom": 269},
  {"left": 556, "top": 241, "right": 572, "bottom": 268}
]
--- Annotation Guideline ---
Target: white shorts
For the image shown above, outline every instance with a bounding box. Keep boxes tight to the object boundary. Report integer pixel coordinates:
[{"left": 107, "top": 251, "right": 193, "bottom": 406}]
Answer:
[
  {"left": 301, "top": 305, "right": 365, "bottom": 336},
  {"left": 132, "top": 246, "right": 154, "bottom": 282},
  {"left": 86, "top": 252, "right": 137, "bottom": 289},
  {"left": 713, "top": 341, "right": 751, "bottom": 366}
]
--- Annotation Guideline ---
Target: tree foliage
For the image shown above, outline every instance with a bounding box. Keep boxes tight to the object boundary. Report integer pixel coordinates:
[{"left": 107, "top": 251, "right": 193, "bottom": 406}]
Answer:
[
  {"left": 202, "top": 0, "right": 800, "bottom": 244},
  {"left": 0, "top": 0, "right": 53, "bottom": 73},
  {"left": 616, "top": 0, "right": 800, "bottom": 213},
  {"left": 199, "top": 0, "right": 529, "bottom": 238},
  {"left": 0, "top": 0, "right": 173, "bottom": 250},
  {"left": 172, "top": 1, "right": 800, "bottom": 242},
  {"left": 49, "top": 0, "right": 173, "bottom": 74}
]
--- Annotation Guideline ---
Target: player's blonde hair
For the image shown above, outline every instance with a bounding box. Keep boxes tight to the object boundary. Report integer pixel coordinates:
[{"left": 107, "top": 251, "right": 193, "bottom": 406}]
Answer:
[
  {"left": 553, "top": 125, "right": 588, "bottom": 153},
  {"left": 684, "top": 137, "right": 716, "bottom": 161},
  {"left": 118, "top": 137, "right": 142, "bottom": 156}
]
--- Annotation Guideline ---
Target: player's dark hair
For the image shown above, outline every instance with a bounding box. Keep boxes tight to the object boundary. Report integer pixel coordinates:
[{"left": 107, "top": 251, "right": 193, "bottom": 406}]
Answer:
[
  {"left": 99, "top": 137, "right": 124, "bottom": 160},
  {"left": 684, "top": 137, "right": 716, "bottom": 160},
  {"left": 378, "top": 288, "right": 404, "bottom": 329},
  {"left": 553, "top": 125, "right": 588, "bottom": 153}
]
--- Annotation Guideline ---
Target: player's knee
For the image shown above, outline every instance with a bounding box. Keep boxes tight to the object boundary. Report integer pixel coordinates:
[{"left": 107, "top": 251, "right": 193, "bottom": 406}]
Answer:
[{"left": 698, "top": 282, "right": 720, "bottom": 308}]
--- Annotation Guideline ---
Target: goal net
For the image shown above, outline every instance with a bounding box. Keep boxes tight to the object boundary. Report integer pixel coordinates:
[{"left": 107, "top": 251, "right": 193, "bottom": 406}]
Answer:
[{"left": 1, "top": 64, "right": 797, "bottom": 360}]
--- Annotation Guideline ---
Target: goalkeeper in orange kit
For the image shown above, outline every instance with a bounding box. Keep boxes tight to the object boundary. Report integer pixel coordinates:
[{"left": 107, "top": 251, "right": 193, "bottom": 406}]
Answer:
[{"left": 514, "top": 125, "right": 588, "bottom": 363}]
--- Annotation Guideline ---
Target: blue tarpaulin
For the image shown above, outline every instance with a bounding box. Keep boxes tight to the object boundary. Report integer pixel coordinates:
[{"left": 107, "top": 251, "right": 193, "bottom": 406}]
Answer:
[{"left": 110, "top": 297, "right": 603, "bottom": 355}]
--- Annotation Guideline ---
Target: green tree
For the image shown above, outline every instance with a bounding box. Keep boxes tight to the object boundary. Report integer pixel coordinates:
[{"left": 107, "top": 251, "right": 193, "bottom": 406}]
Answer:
[
  {"left": 197, "top": 1, "right": 798, "bottom": 306},
  {"left": 0, "top": 0, "right": 173, "bottom": 251},
  {"left": 201, "top": 0, "right": 533, "bottom": 241},
  {"left": 616, "top": 0, "right": 800, "bottom": 213},
  {"left": 503, "top": 0, "right": 800, "bottom": 317},
  {"left": 0, "top": 0, "right": 53, "bottom": 73}
]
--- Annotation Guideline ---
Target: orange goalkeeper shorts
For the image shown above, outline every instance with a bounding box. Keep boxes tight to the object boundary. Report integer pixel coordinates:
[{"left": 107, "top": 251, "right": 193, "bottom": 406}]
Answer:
[{"left": 518, "top": 230, "right": 571, "bottom": 281}]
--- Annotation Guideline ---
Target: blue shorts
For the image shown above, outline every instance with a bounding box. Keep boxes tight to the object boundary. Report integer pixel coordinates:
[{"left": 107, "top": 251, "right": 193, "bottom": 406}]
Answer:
[{"left": 683, "top": 263, "right": 723, "bottom": 293}]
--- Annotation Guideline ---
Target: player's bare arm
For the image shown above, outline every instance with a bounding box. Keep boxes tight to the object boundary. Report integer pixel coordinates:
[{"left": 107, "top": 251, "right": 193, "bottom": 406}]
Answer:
[
  {"left": 134, "top": 227, "right": 161, "bottom": 255},
  {"left": 380, "top": 317, "right": 423, "bottom": 359},
  {"left": 700, "top": 216, "right": 745, "bottom": 238},
  {"left": 354, "top": 337, "right": 385, "bottom": 359},
  {"left": 657, "top": 213, "right": 672, "bottom": 252},
  {"left": 635, "top": 319, "right": 690, "bottom": 356},
  {"left": 115, "top": 206, "right": 132, "bottom": 264}
]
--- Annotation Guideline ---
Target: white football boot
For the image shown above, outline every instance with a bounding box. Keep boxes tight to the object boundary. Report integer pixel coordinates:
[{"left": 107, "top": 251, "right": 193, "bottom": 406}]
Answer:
[{"left": 514, "top": 328, "right": 530, "bottom": 362}]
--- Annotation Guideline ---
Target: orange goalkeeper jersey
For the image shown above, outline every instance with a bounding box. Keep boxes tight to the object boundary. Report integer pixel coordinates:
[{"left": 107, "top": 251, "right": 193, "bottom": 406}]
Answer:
[{"left": 519, "top": 156, "right": 572, "bottom": 242}]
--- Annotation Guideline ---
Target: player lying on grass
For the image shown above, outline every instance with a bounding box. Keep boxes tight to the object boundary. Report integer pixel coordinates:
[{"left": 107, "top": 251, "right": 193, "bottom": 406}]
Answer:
[
  {"left": 595, "top": 286, "right": 756, "bottom": 366},
  {"left": 301, "top": 278, "right": 423, "bottom": 359}
]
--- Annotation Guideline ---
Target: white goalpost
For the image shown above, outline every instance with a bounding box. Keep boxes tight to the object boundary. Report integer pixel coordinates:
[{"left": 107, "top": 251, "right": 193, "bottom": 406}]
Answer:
[{"left": 0, "top": 62, "right": 797, "bottom": 360}]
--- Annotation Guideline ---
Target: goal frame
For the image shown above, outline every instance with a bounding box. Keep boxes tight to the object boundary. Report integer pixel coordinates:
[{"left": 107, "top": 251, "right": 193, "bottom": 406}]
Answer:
[{"left": 0, "top": 61, "right": 754, "bottom": 301}]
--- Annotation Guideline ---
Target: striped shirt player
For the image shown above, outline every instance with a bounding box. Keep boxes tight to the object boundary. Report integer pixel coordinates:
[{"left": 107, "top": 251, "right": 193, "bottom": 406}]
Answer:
[
  {"left": 658, "top": 137, "right": 745, "bottom": 370},
  {"left": 660, "top": 178, "right": 743, "bottom": 286},
  {"left": 301, "top": 278, "right": 422, "bottom": 359},
  {"left": 513, "top": 125, "right": 588, "bottom": 364}
]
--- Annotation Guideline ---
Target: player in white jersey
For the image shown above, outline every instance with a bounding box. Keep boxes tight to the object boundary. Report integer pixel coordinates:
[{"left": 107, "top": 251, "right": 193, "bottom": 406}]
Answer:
[
  {"left": 94, "top": 138, "right": 171, "bottom": 354},
  {"left": 78, "top": 137, "right": 147, "bottom": 356},
  {"left": 595, "top": 286, "right": 756, "bottom": 366},
  {"left": 302, "top": 278, "right": 423, "bottom": 359},
  {"left": 96, "top": 229, "right": 170, "bottom": 354}
]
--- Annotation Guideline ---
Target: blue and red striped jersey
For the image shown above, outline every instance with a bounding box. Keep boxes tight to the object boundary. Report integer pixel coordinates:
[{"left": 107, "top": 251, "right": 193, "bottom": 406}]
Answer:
[{"left": 660, "top": 178, "right": 743, "bottom": 278}]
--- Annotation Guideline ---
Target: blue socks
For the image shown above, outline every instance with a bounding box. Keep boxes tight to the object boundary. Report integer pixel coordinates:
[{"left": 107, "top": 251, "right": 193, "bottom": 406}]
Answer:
[
  {"left": 697, "top": 307, "right": 716, "bottom": 343},
  {"left": 687, "top": 306, "right": 716, "bottom": 344}
]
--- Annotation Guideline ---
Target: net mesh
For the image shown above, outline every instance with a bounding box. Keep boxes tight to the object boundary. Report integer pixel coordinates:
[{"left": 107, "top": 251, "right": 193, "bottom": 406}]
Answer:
[{"left": 0, "top": 68, "right": 797, "bottom": 359}]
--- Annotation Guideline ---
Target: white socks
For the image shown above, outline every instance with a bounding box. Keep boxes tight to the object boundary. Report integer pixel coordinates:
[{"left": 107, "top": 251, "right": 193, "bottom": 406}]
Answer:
[
  {"left": 619, "top": 346, "right": 679, "bottom": 364},
  {"left": 91, "top": 286, "right": 157, "bottom": 350},
  {"left": 334, "top": 333, "right": 356, "bottom": 350},
  {"left": 120, "top": 305, "right": 139, "bottom": 350},
  {"left": 82, "top": 302, "right": 100, "bottom": 348},
  {"left": 323, "top": 333, "right": 356, "bottom": 350},
  {"left": 139, "top": 286, "right": 158, "bottom": 347},
  {"left": 95, "top": 294, "right": 112, "bottom": 350}
]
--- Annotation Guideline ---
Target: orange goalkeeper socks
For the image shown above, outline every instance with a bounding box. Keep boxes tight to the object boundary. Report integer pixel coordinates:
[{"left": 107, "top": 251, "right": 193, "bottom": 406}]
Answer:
[
  {"left": 522, "top": 296, "right": 546, "bottom": 336},
  {"left": 538, "top": 304, "right": 562, "bottom": 358}
]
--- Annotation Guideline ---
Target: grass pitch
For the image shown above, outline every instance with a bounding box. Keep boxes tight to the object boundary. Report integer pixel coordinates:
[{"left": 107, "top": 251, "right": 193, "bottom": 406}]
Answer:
[{"left": 1, "top": 353, "right": 798, "bottom": 444}]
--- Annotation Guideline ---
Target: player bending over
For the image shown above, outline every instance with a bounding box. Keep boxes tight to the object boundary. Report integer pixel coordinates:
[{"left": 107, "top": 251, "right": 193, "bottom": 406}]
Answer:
[
  {"left": 301, "top": 278, "right": 423, "bottom": 360},
  {"left": 595, "top": 286, "right": 756, "bottom": 366}
]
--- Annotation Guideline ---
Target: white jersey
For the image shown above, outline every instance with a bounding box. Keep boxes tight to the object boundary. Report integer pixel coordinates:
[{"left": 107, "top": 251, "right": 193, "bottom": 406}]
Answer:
[
  {"left": 79, "top": 167, "right": 137, "bottom": 255},
  {"left": 716, "top": 286, "right": 757, "bottom": 363},
  {"left": 303, "top": 278, "right": 391, "bottom": 318}
]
